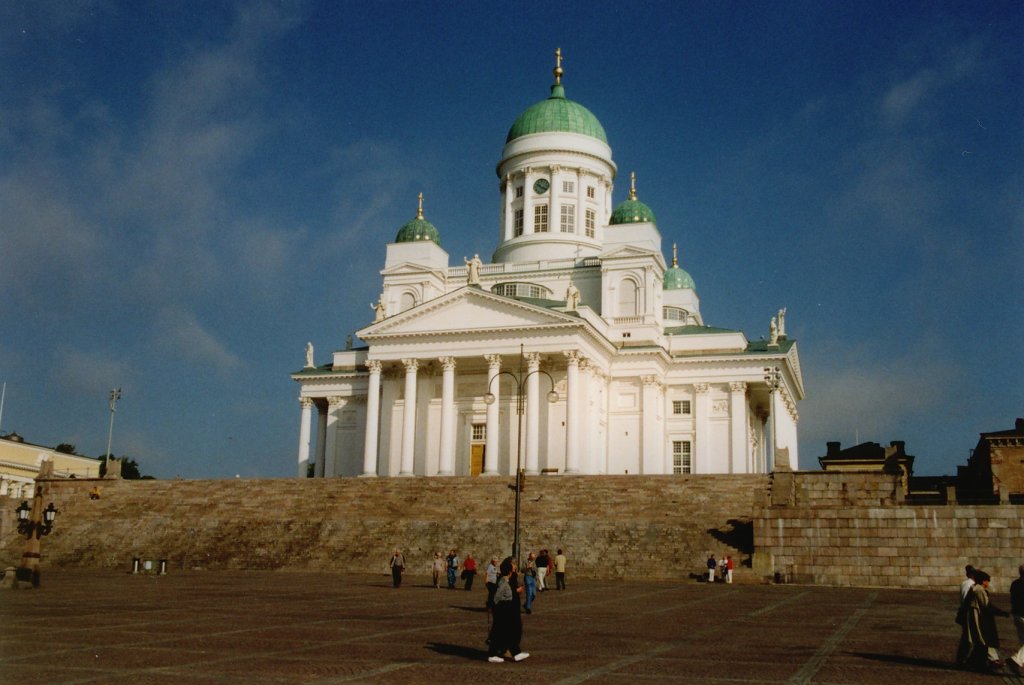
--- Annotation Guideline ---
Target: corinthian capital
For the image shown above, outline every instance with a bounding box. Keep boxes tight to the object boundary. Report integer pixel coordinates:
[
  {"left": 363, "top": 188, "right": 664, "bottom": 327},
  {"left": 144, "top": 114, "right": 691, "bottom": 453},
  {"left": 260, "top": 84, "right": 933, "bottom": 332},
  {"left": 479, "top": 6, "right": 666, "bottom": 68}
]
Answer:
[{"left": 401, "top": 358, "right": 419, "bottom": 373}]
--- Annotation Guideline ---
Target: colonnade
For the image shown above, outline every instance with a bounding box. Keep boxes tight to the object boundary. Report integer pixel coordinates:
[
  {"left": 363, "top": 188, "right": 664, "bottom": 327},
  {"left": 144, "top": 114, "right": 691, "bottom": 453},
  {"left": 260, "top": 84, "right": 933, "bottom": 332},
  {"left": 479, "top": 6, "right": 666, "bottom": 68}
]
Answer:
[{"left": 296, "top": 351, "right": 586, "bottom": 478}]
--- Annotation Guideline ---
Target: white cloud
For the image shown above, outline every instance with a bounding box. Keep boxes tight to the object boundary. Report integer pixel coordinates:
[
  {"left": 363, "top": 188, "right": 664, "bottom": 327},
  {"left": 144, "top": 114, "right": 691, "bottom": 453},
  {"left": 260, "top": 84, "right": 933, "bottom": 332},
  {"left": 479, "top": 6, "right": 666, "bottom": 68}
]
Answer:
[
  {"left": 153, "top": 306, "right": 243, "bottom": 373},
  {"left": 51, "top": 347, "right": 133, "bottom": 398}
]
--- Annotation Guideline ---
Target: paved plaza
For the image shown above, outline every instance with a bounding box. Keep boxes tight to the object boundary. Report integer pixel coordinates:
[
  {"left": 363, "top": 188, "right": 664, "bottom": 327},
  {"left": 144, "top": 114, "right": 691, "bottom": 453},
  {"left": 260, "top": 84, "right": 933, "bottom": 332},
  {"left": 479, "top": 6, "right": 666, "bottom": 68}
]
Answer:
[{"left": 2, "top": 570, "right": 1022, "bottom": 684}]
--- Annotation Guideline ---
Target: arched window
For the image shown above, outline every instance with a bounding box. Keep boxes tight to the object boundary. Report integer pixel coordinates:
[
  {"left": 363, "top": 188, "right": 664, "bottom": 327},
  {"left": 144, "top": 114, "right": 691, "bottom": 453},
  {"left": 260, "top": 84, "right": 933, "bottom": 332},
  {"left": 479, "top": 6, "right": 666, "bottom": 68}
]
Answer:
[
  {"left": 618, "top": 278, "right": 639, "bottom": 317},
  {"left": 664, "top": 307, "right": 689, "bottom": 323},
  {"left": 399, "top": 292, "right": 417, "bottom": 312},
  {"left": 492, "top": 282, "right": 553, "bottom": 299}
]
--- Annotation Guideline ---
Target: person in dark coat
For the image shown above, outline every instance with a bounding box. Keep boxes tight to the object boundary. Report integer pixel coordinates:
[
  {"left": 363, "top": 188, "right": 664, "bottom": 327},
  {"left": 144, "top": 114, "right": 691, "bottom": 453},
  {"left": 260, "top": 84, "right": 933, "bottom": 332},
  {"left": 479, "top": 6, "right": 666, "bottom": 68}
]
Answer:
[
  {"left": 486, "top": 557, "right": 529, "bottom": 662},
  {"left": 963, "top": 570, "right": 1009, "bottom": 672}
]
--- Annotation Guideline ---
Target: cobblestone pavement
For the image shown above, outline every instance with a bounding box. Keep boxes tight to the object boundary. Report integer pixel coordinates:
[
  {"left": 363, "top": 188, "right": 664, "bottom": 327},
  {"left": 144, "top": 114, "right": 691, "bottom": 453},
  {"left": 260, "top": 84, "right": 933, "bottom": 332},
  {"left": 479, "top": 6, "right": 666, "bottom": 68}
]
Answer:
[{"left": 2, "top": 570, "right": 1023, "bottom": 684}]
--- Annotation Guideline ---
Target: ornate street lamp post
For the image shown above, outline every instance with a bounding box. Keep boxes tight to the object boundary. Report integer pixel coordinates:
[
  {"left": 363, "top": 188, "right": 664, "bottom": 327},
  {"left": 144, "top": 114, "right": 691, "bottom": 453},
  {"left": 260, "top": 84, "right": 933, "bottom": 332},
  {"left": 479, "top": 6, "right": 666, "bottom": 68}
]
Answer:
[
  {"left": 483, "top": 345, "right": 558, "bottom": 564},
  {"left": 15, "top": 485, "right": 58, "bottom": 588},
  {"left": 763, "top": 366, "right": 782, "bottom": 471}
]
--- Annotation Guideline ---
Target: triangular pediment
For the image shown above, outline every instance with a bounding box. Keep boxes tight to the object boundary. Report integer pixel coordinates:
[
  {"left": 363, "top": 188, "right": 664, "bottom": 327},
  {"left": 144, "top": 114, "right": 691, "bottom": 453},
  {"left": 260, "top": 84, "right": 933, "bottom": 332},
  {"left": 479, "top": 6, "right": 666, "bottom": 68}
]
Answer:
[
  {"left": 600, "top": 245, "right": 659, "bottom": 260},
  {"left": 380, "top": 261, "right": 444, "bottom": 277},
  {"left": 358, "top": 287, "right": 580, "bottom": 340}
]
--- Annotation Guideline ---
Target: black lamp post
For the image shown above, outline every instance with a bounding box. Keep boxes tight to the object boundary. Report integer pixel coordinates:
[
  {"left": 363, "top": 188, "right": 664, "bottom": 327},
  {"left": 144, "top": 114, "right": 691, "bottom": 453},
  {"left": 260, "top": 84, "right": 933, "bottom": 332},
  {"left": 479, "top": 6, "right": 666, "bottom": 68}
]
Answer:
[
  {"left": 484, "top": 345, "right": 558, "bottom": 565},
  {"left": 15, "top": 486, "right": 58, "bottom": 587}
]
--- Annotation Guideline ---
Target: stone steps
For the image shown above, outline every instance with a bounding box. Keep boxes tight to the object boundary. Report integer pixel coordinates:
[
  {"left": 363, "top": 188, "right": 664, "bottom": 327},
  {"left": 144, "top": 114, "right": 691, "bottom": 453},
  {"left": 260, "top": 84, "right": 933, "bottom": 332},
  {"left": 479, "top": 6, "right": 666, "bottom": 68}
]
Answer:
[{"left": 3, "top": 475, "right": 770, "bottom": 582}]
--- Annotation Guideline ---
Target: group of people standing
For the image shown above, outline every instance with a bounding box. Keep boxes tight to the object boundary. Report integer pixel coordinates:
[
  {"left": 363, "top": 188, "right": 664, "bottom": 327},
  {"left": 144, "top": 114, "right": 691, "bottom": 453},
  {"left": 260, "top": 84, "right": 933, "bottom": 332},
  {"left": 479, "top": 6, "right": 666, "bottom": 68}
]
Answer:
[
  {"left": 956, "top": 563, "right": 1024, "bottom": 674},
  {"left": 705, "top": 554, "right": 734, "bottom": 583},
  {"left": 428, "top": 549, "right": 481, "bottom": 590}
]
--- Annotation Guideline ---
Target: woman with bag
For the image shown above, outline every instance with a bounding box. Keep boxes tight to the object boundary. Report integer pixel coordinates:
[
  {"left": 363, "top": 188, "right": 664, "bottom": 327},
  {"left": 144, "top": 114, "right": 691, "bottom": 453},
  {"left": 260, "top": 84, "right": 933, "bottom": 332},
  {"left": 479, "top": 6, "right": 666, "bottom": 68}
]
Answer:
[{"left": 389, "top": 549, "right": 405, "bottom": 588}]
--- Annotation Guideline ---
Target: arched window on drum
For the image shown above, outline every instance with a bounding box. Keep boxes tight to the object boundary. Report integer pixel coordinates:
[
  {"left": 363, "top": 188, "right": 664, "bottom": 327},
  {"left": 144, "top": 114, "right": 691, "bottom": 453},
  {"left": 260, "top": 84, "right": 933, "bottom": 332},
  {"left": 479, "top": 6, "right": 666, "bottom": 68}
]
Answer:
[
  {"left": 617, "top": 277, "right": 641, "bottom": 317},
  {"left": 399, "top": 291, "right": 418, "bottom": 313}
]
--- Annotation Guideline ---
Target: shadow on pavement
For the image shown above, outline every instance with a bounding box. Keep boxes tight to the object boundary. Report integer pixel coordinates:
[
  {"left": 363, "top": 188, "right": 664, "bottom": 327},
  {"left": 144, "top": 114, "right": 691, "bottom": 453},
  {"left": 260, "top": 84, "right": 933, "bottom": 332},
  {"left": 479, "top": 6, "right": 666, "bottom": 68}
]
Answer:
[
  {"left": 427, "top": 642, "right": 489, "bottom": 661},
  {"left": 851, "top": 652, "right": 961, "bottom": 671}
]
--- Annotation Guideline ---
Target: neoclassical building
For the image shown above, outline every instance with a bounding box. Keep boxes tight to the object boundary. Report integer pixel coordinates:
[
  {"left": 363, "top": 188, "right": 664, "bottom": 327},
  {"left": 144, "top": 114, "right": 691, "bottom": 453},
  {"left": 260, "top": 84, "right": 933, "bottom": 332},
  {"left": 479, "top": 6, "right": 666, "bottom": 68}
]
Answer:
[{"left": 292, "top": 53, "right": 804, "bottom": 478}]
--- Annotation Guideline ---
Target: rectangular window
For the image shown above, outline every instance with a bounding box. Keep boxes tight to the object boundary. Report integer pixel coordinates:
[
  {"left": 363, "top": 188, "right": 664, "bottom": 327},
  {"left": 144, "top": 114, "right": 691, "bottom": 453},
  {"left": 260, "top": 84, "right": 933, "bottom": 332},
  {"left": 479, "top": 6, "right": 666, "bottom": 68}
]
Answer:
[
  {"left": 585, "top": 209, "right": 596, "bottom": 238},
  {"left": 673, "top": 440, "right": 692, "bottom": 474},
  {"left": 587, "top": 186, "right": 596, "bottom": 199},
  {"left": 560, "top": 204, "right": 575, "bottom": 233},
  {"left": 534, "top": 204, "right": 549, "bottom": 232},
  {"left": 514, "top": 209, "right": 524, "bottom": 236},
  {"left": 672, "top": 400, "right": 691, "bottom": 415},
  {"left": 472, "top": 423, "right": 486, "bottom": 441},
  {"left": 563, "top": 180, "right": 574, "bottom": 194},
  {"left": 515, "top": 185, "right": 523, "bottom": 198}
]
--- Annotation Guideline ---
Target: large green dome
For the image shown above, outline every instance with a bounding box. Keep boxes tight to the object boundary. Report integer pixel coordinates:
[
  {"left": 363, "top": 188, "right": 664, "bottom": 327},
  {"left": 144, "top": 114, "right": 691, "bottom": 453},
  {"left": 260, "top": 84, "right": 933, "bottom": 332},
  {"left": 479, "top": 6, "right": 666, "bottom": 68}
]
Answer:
[
  {"left": 395, "top": 193, "right": 440, "bottom": 245},
  {"left": 506, "top": 83, "right": 608, "bottom": 144}
]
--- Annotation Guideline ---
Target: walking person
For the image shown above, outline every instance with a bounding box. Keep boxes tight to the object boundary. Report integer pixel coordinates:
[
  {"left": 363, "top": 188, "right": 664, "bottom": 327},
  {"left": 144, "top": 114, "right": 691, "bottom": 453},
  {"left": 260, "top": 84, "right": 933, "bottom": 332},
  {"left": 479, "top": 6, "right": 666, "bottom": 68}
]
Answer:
[
  {"left": 485, "top": 557, "right": 499, "bottom": 609},
  {"left": 1008, "top": 564, "right": 1024, "bottom": 675},
  {"left": 446, "top": 548, "right": 459, "bottom": 589},
  {"left": 389, "top": 549, "right": 405, "bottom": 588},
  {"left": 536, "top": 549, "right": 550, "bottom": 591},
  {"left": 431, "top": 551, "right": 445, "bottom": 589},
  {"left": 463, "top": 553, "right": 478, "bottom": 591},
  {"left": 956, "top": 564, "right": 977, "bottom": 667},
  {"left": 487, "top": 557, "right": 529, "bottom": 663},
  {"left": 962, "top": 570, "right": 1009, "bottom": 672},
  {"left": 706, "top": 554, "right": 716, "bottom": 583},
  {"left": 522, "top": 552, "right": 538, "bottom": 613},
  {"left": 554, "top": 548, "right": 567, "bottom": 590}
]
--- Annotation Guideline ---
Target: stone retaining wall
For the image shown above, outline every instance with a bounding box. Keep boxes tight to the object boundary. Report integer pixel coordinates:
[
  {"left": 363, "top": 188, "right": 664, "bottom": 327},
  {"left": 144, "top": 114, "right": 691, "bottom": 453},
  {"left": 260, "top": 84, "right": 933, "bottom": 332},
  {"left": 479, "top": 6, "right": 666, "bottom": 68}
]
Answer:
[
  {"left": 6, "top": 472, "right": 1019, "bottom": 590},
  {"left": 0, "top": 475, "right": 766, "bottom": 582},
  {"left": 755, "top": 471, "right": 1023, "bottom": 590}
]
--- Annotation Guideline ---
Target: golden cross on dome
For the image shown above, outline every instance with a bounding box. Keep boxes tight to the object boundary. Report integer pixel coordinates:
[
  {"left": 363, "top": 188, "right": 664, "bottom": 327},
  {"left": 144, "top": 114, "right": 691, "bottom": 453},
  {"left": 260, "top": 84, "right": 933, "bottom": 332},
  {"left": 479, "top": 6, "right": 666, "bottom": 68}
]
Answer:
[
  {"left": 672, "top": 242, "right": 679, "bottom": 267},
  {"left": 416, "top": 192, "right": 424, "bottom": 219},
  {"left": 554, "top": 47, "right": 564, "bottom": 84},
  {"left": 629, "top": 171, "right": 638, "bottom": 200}
]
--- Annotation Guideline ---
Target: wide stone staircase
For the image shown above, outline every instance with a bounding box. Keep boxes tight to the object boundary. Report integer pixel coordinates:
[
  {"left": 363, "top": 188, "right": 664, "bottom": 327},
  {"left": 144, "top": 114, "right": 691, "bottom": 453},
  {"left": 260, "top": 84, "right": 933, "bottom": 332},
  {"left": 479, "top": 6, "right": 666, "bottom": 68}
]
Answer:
[{"left": 2, "top": 474, "right": 771, "bottom": 582}]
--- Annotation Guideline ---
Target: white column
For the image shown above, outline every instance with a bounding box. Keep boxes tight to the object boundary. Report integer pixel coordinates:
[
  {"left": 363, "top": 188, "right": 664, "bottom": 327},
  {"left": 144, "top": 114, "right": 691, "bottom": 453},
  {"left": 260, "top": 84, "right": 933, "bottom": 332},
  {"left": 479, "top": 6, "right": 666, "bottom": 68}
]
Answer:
[
  {"left": 296, "top": 397, "right": 313, "bottom": 477},
  {"left": 576, "top": 169, "right": 586, "bottom": 237},
  {"left": 524, "top": 167, "right": 534, "bottom": 234},
  {"left": 730, "top": 382, "right": 748, "bottom": 474},
  {"left": 323, "top": 396, "right": 342, "bottom": 477},
  {"left": 361, "top": 360, "right": 382, "bottom": 477},
  {"left": 438, "top": 356, "right": 456, "bottom": 475},
  {"left": 525, "top": 352, "right": 541, "bottom": 474},
  {"left": 549, "top": 165, "right": 560, "bottom": 233},
  {"left": 564, "top": 351, "right": 581, "bottom": 473},
  {"left": 399, "top": 358, "right": 418, "bottom": 476},
  {"left": 694, "top": 383, "right": 711, "bottom": 474},
  {"left": 641, "top": 376, "right": 663, "bottom": 474},
  {"left": 484, "top": 354, "right": 502, "bottom": 475},
  {"left": 314, "top": 403, "right": 327, "bottom": 478},
  {"left": 503, "top": 175, "right": 513, "bottom": 241}
]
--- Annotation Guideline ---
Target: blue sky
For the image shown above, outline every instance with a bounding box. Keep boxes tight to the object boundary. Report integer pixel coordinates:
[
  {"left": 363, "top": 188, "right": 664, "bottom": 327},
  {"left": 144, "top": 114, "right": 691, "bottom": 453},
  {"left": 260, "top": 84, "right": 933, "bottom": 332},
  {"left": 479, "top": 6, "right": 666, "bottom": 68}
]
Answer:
[{"left": 1, "top": 1, "right": 1020, "bottom": 478}]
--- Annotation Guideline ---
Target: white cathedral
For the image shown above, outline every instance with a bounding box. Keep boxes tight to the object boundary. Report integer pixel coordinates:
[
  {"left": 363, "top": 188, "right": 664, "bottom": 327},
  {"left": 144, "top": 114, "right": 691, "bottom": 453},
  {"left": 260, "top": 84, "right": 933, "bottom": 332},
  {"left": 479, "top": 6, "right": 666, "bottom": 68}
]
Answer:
[{"left": 292, "top": 53, "right": 804, "bottom": 479}]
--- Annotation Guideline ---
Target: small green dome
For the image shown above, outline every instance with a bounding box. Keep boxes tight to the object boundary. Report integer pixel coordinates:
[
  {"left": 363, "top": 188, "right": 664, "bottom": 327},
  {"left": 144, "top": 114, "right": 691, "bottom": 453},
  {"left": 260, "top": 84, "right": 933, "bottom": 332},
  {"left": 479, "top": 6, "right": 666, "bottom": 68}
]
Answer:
[
  {"left": 664, "top": 266, "right": 695, "bottom": 290},
  {"left": 395, "top": 193, "right": 441, "bottom": 245},
  {"left": 610, "top": 198, "right": 657, "bottom": 225},
  {"left": 610, "top": 172, "right": 656, "bottom": 225},
  {"left": 663, "top": 243, "right": 695, "bottom": 290},
  {"left": 506, "top": 83, "right": 608, "bottom": 144}
]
